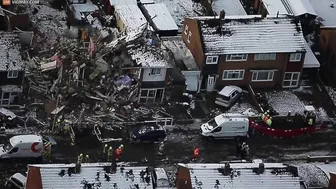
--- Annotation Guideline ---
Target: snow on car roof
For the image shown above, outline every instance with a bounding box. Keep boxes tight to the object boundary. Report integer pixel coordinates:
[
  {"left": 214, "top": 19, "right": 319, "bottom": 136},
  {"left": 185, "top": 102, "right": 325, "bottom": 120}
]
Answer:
[
  {"left": 218, "top": 86, "right": 242, "bottom": 96},
  {"left": 195, "top": 15, "right": 306, "bottom": 55},
  {"left": 214, "top": 113, "right": 248, "bottom": 126}
]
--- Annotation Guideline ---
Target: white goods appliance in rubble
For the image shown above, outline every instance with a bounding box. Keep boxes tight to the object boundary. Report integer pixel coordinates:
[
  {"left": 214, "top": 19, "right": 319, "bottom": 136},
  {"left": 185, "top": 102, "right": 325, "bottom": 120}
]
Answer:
[
  {"left": 0, "top": 135, "right": 46, "bottom": 159},
  {"left": 201, "top": 113, "right": 249, "bottom": 139},
  {"left": 215, "top": 85, "right": 243, "bottom": 108}
]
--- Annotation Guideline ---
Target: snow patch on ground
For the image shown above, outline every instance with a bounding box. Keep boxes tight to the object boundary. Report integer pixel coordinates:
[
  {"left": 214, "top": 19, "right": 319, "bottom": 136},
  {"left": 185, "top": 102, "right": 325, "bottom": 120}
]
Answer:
[
  {"left": 326, "top": 86, "right": 336, "bottom": 106},
  {"left": 297, "top": 164, "right": 329, "bottom": 188},
  {"left": 265, "top": 91, "right": 305, "bottom": 115},
  {"left": 227, "top": 102, "right": 256, "bottom": 114},
  {"left": 154, "top": 0, "right": 200, "bottom": 29},
  {"left": 292, "top": 86, "right": 313, "bottom": 94}
]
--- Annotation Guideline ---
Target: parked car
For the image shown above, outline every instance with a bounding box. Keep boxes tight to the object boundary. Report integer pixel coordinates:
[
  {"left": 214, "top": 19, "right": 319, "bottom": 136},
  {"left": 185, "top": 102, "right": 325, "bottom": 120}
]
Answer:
[
  {"left": 129, "top": 123, "right": 167, "bottom": 143},
  {"left": 5, "top": 173, "right": 26, "bottom": 189},
  {"left": 215, "top": 85, "right": 243, "bottom": 108}
]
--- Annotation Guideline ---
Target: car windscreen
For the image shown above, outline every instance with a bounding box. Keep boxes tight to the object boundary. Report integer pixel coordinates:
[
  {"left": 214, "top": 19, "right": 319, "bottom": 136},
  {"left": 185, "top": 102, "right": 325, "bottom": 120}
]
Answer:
[
  {"left": 217, "top": 94, "right": 230, "bottom": 101},
  {"left": 208, "top": 119, "right": 218, "bottom": 127}
]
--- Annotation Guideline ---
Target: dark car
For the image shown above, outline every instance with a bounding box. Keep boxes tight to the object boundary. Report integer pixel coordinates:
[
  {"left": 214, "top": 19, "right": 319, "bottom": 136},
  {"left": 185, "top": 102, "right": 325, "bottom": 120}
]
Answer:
[{"left": 129, "top": 124, "right": 167, "bottom": 143}]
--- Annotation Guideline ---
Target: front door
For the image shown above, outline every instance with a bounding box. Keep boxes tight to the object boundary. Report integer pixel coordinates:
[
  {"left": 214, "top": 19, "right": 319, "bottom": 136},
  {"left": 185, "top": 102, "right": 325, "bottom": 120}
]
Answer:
[{"left": 206, "top": 75, "right": 216, "bottom": 92}]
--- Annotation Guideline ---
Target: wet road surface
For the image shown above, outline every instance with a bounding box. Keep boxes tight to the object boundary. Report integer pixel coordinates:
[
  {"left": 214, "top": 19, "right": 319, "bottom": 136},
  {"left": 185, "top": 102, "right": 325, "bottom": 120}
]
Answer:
[{"left": 1, "top": 122, "right": 336, "bottom": 187}]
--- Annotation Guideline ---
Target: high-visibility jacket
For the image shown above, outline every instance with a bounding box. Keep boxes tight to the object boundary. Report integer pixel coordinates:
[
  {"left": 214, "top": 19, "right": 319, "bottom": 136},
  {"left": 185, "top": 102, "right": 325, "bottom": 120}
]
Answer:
[
  {"left": 261, "top": 113, "right": 266, "bottom": 121},
  {"left": 308, "top": 118, "right": 313, "bottom": 125},
  {"left": 108, "top": 148, "right": 113, "bottom": 156},
  {"left": 103, "top": 145, "right": 109, "bottom": 154},
  {"left": 266, "top": 118, "right": 272, "bottom": 126},
  {"left": 77, "top": 155, "right": 83, "bottom": 164}
]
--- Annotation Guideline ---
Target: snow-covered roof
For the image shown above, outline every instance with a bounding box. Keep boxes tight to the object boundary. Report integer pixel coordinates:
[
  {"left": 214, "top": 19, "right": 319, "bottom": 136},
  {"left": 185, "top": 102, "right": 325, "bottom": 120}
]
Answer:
[
  {"left": 0, "top": 32, "right": 23, "bottom": 71},
  {"left": 143, "top": 3, "right": 178, "bottom": 32},
  {"left": 261, "top": 0, "right": 289, "bottom": 15},
  {"left": 310, "top": 0, "right": 336, "bottom": 27},
  {"left": 128, "top": 47, "right": 172, "bottom": 68},
  {"left": 70, "top": 0, "right": 99, "bottom": 20},
  {"left": 212, "top": 0, "right": 247, "bottom": 16},
  {"left": 109, "top": 0, "right": 137, "bottom": 5},
  {"left": 314, "top": 163, "right": 336, "bottom": 180},
  {"left": 26, "top": 163, "right": 153, "bottom": 189},
  {"left": 115, "top": 4, "right": 147, "bottom": 32},
  {"left": 218, "top": 85, "right": 242, "bottom": 96},
  {"left": 195, "top": 15, "right": 306, "bottom": 55},
  {"left": 179, "top": 163, "right": 301, "bottom": 189},
  {"left": 282, "top": 0, "right": 317, "bottom": 16},
  {"left": 139, "top": 0, "right": 155, "bottom": 4},
  {"left": 304, "top": 41, "right": 320, "bottom": 68}
]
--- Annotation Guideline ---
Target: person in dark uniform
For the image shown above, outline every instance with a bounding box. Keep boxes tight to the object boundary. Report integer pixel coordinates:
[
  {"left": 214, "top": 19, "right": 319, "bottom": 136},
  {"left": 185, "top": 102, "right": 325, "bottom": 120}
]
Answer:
[{"left": 236, "top": 143, "right": 242, "bottom": 157}]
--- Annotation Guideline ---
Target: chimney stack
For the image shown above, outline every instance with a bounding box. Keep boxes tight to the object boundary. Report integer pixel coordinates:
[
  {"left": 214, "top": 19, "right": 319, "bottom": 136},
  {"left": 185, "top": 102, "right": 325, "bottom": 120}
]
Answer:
[
  {"left": 276, "top": 11, "right": 279, "bottom": 18},
  {"left": 331, "top": 2, "right": 334, "bottom": 8},
  {"left": 219, "top": 10, "right": 226, "bottom": 20}
]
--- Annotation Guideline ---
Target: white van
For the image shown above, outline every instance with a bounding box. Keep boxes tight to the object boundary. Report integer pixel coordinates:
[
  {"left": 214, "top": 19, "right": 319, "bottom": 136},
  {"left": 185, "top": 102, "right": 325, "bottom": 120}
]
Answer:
[
  {"left": 201, "top": 113, "right": 249, "bottom": 139},
  {"left": 215, "top": 86, "right": 242, "bottom": 108},
  {"left": 0, "top": 135, "right": 44, "bottom": 159}
]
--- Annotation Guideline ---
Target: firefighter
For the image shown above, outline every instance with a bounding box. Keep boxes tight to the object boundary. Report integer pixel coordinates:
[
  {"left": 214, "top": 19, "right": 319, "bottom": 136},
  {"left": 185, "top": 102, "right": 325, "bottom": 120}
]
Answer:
[
  {"left": 193, "top": 147, "right": 199, "bottom": 160},
  {"left": 158, "top": 142, "right": 164, "bottom": 156},
  {"left": 307, "top": 117, "right": 313, "bottom": 126},
  {"left": 241, "top": 143, "right": 247, "bottom": 159},
  {"left": 115, "top": 147, "right": 122, "bottom": 161},
  {"left": 119, "top": 144, "right": 124, "bottom": 155},
  {"left": 77, "top": 153, "right": 83, "bottom": 164},
  {"left": 85, "top": 155, "right": 90, "bottom": 163},
  {"left": 266, "top": 116, "right": 272, "bottom": 127},
  {"left": 43, "top": 142, "right": 52, "bottom": 161},
  {"left": 107, "top": 147, "right": 113, "bottom": 162},
  {"left": 261, "top": 112, "right": 266, "bottom": 121},
  {"left": 103, "top": 144, "right": 109, "bottom": 156}
]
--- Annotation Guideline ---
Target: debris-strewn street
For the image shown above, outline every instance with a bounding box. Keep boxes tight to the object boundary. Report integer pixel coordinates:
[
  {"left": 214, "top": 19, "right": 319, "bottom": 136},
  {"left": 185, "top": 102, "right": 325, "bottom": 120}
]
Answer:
[{"left": 1, "top": 0, "right": 336, "bottom": 188}]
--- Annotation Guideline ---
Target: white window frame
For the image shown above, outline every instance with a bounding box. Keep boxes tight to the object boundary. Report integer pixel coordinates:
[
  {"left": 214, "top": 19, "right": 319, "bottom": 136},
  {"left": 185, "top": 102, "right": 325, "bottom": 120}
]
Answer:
[
  {"left": 222, "top": 70, "right": 245, "bottom": 80},
  {"left": 289, "top": 53, "right": 302, "bottom": 62},
  {"left": 254, "top": 53, "right": 276, "bottom": 60},
  {"left": 206, "top": 56, "right": 219, "bottom": 65},
  {"left": 7, "top": 71, "right": 19, "bottom": 78},
  {"left": 0, "top": 92, "right": 19, "bottom": 105},
  {"left": 139, "top": 89, "right": 157, "bottom": 104},
  {"left": 283, "top": 72, "right": 300, "bottom": 88},
  {"left": 226, "top": 54, "right": 248, "bottom": 61},
  {"left": 150, "top": 68, "right": 161, "bottom": 76},
  {"left": 184, "top": 25, "right": 188, "bottom": 35},
  {"left": 251, "top": 71, "right": 274, "bottom": 82},
  {"left": 187, "top": 31, "right": 192, "bottom": 43}
]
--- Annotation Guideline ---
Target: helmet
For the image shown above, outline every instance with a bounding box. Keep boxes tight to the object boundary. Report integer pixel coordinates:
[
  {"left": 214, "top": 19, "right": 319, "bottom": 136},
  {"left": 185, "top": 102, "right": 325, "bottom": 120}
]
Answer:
[
  {"left": 109, "top": 147, "right": 112, "bottom": 150},
  {"left": 242, "top": 142, "right": 246, "bottom": 146},
  {"left": 86, "top": 155, "right": 89, "bottom": 158},
  {"left": 120, "top": 144, "right": 124, "bottom": 148},
  {"left": 104, "top": 144, "right": 108, "bottom": 147},
  {"left": 79, "top": 153, "right": 83, "bottom": 156}
]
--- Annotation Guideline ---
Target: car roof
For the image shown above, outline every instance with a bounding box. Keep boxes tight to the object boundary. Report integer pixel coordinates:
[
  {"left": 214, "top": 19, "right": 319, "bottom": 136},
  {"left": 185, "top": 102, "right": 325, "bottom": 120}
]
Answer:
[
  {"left": 218, "top": 85, "right": 242, "bottom": 96},
  {"left": 10, "top": 173, "right": 27, "bottom": 184}
]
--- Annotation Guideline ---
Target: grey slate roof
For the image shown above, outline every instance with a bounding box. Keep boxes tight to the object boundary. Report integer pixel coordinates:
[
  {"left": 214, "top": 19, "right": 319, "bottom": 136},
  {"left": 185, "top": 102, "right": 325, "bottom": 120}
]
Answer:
[
  {"left": 0, "top": 32, "right": 23, "bottom": 71},
  {"left": 179, "top": 163, "right": 301, "bottom": 189},
  {"left": 194, "top": 15, "right": 306, "bottom": 55},
  {"left": 29, "top": 163, "right": 153, "bottom": 189}
]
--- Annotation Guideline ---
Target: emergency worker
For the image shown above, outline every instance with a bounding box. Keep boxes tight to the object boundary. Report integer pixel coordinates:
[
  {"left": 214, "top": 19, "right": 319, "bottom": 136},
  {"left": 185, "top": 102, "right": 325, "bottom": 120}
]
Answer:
[
  {"left": 193, "top": 147, "right": 199, "bottom": 160},
  {"left": 115, "top": 147, "right": 122, "bottom": 161},
  {"left": 107, "top": 147, "right": 113, "bottom": 161},
  {"left": 85, "top": 155, "right": 90, "bottom": 163},
  {"left": 266, "top": 116, "right": 272, "bottom": 127},
  {"left": 77, "top": 153, "right": 83, "bottom": 164},
  {"left": 308, "top": 118, "right": 313, "bottom": 126}
]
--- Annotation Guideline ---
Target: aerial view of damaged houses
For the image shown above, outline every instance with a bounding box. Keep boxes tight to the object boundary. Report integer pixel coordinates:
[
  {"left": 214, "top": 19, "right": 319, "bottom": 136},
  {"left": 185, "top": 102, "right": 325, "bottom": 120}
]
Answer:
[{"left": 2, "top": 0, "right": 336, "bottom": 188}]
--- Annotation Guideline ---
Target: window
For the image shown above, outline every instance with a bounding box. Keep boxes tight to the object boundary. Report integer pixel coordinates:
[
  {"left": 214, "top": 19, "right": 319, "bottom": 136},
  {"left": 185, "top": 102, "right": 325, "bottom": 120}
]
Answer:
[
  {"left": 150, "top": 68, "right": 161, "bottom": 75},
  {"left": 252, "top": 71, "right": 274, "bottom": 81},
  {"left": 254, "top": 53, "right": 276, "bottom": 60},
  {"left": 187, "top": 31, "right": 192, "bottom": 43},
  {"left": 222, "top": 70, "right": 244, "bottom": 80},
  {"left": 283, "top": 72, "right": 300, "bottom": 88},
  {"left": 226, "top": 54, "right": 248, "bottom": 61},
  {"left": 212, "top": 127, "right": 222, "bottom": 133},
  {"left": 7, "top": 71, "right": 18, "bottom": 78},
  {"left": 9, "top": 147, "right": 19, "bottom": 154},
  {"left": 184, "top": 25, "right": 188, "bottom": 35},
  {"left": 206, "top": 56, "right": 219, "bottom": 64},
  {"left": 289, "top": 53, "right": 302, "bottom": 62}
]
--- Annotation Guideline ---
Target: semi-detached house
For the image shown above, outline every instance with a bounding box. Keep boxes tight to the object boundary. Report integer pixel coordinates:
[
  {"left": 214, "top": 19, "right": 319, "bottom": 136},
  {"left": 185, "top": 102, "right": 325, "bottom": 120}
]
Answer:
[{"left": 182, "top": 14, "right": 307, "bottom": 91}]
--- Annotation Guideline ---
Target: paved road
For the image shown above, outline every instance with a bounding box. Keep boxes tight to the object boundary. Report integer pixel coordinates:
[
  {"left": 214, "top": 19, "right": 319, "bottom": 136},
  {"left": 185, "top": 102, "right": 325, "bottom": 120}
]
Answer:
[{"left": 1, "top": 123, "right": 336, "bottom": 187}]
